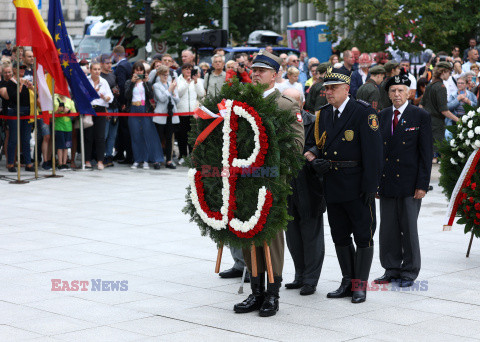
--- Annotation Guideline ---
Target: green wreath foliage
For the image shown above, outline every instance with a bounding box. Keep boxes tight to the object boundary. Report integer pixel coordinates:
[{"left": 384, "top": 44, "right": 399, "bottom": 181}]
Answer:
[
  {"left": 182, "top": 79, "right": 304, "bottom": 248},
  {"left": 438, "top": 104, "right": 480, "bottom": 236}
]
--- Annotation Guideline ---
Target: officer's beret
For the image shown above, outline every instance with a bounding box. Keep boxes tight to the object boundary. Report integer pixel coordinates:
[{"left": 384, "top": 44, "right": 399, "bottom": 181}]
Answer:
[
  {"left": 436, "top": 61, "right": 453, "bottom": 70},
  {"left": 323, "top": 66, "right": 351, "bottom": 85},
  {"left": 251, "top": 50, "right": 283, "bottom": 73},
  {"left": 384, "top": 70, "right": 411, "bottom": 91},
  {"left": 384, "top": 60, "right": 400, "bottom": 73},
  {"left": 317, "top": 62, "right": 330, "bottom": 74},
  {"left": 369, "top": 65, "right": 386, "bottom": 75}
]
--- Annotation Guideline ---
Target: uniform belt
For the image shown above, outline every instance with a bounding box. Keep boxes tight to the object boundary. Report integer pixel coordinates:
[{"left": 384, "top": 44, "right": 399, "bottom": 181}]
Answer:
[
  {"left": 131, "top": 101, "right": 143, "bottom": 106},
  {"left": 329, "top": 160, "right": 360, "bottom": 169}
]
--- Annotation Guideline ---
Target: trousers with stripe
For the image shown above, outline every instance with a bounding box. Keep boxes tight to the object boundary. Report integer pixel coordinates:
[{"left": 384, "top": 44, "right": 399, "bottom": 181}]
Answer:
[{"left": 326, "top": 198, "right": 376, "bottom": 248}]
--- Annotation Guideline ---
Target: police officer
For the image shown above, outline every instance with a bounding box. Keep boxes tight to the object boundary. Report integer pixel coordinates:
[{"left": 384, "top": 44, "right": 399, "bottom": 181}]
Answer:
[
  {"left": 234, "top": 50, "right": 304, "bottom": 317},
  {"left": 305, "top": 67, "right": 382, "bottom": 303},
  {"left": 283, "top": 88, "right": 325, "bottom": 296},
  {"left": 356, "top": 65, "right": 386, "bottom": 111},
  {"left": 304, "top": 62, "right": 329, "bottom": 114},
  {"left": 420, "top": 62, "right": 459, "bottom": 163},
  {"left": 374, "top": 71, "right": 433, "bottom": 287},
  {"left": 378, "top": 60, "right": 400, "bottom": 111}
]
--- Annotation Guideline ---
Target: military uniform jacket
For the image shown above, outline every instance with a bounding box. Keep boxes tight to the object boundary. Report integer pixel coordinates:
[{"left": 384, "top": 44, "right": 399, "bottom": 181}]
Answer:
[
  {"left": 288, "top": 110, "right": 326, "bottom": 218},
  {"left": 420, "top": 79, "right": 448, "bottom": 120},
  {"left": 310, "top": 99, "right": 383, "bottom": 203},
  {"left": 378, "top": 104, "right": 433, "bottom": 197},
  {"left": 356, "top": 79, "right": 380, "bottom": 112},
  {"left": 304, "top": 81, "right": 327, "bottom": 114},
  {"left": 269, "top": 89, "right": 305, "bottom": 154},
  {"left": 378, "top": 76, "right": 392, "bottom": 111}
]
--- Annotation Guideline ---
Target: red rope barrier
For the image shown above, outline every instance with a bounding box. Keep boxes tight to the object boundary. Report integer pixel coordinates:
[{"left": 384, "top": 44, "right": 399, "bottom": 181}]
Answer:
[{"left": 0, "top": 111, "right": 194, "bottom": 120}]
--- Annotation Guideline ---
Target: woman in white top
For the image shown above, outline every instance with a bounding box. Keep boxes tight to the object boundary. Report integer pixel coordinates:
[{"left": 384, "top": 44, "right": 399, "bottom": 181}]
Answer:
[
  {"left": 87, "top": 62, "right": 113, "bottom": 170},
  {"left": 276, "top": 66, "right": 304, "bottom": 102},
  {"left": 153, "top": 65, "right": 180, "bottom": 168},
  {"left": 176, "top": 63, "right": 205, "bottom": 163},
  {"left": 125, "top": 61, "right": 164, "bottom": 170}
]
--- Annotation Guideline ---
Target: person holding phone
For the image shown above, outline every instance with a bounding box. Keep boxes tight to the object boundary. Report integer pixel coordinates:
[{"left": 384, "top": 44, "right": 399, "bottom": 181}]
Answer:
[
  {"left": 125, "top": 61, "right": 163, "bottom": 170},
  {"left": 446, "top": 75, "right": 477, "bottom": 139},
  {"left": 175, "top": 63, "right": 205, "bottom": 166}
]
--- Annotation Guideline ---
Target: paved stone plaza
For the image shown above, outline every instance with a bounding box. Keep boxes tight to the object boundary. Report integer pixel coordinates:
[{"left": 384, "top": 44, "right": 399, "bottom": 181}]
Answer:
[{"left": 0, "top": 163, "right": 480, "bottom": 341}]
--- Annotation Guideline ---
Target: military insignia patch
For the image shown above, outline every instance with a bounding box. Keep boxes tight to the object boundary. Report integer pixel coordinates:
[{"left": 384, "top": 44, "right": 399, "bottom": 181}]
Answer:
[
  {"left": 344, "top": 130, "right": 354, "bottom": 141},
  {"left": 368, "top": 114, "right": 379, "bottom": 131},
  {"left": 296, "top": 112, "right": 303, "bottom": 122}
]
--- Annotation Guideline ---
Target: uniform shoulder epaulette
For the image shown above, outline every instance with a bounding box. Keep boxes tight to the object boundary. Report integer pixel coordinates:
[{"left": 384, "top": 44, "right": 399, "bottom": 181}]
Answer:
[
  {"left": 280, "top": 94, "right": 295, "bottom": 103},
  {"left": 356, "top": 99, "right": 371, "bottom": 107}
]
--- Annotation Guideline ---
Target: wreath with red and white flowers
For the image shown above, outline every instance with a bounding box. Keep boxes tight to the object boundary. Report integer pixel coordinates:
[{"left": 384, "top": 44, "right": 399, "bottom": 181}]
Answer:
[{"left": 183, "top": 81, "right": 303, "bottom": 248}]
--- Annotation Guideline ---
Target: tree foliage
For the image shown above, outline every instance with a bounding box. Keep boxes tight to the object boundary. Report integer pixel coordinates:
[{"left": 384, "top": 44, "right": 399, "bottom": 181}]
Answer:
[
  {"left": 301, "top": 0, "right": 480, "bottom": 53},
  {"left": 86, "top": 0, "right": 295, "bottom": 55}
]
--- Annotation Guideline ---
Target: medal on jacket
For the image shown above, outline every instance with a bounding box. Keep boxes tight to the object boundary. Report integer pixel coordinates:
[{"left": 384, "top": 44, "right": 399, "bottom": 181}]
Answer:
[{"left": 344, "top": 130, "right": 354, "bottom": 141}]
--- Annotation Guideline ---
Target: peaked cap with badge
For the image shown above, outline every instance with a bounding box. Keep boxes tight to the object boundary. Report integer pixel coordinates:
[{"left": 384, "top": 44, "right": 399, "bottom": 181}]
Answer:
[
  {"left": 323, "top": 66, "right": 351, "bottom": 86},
  {"left": 251, "top": 50, "right": 283, "bottom": 73}
]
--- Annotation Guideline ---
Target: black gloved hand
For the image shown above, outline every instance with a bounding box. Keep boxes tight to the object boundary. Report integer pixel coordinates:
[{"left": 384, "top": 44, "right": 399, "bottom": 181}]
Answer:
[
  {"left": 361, "top": 192, "right": 375, "bottom": 206},
  {"left": 311, "top": 159, "right": 331, "bottom": 175}
]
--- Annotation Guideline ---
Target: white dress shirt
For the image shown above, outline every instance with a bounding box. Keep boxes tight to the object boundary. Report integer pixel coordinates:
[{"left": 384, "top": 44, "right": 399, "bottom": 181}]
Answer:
[
  {"left": 333, "top": 96, "right": 350, "bottom": 119},
  {"left": 88, "top": 75, "right": 113, "bottom": 107}
]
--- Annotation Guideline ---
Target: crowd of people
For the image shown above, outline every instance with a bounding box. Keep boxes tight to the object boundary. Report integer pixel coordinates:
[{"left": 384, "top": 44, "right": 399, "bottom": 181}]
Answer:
[{"left": 1, "top": 38, "right": 479, "bottom": 172}]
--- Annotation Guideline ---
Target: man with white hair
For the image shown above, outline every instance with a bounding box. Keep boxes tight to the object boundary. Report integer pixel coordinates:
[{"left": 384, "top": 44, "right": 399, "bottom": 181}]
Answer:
[
  {"left": 285, "top": 54, "right": 307, "bottom": 87},
  {"left": 204, "top": 54, "right": 226, "bottom": 96},
  {"left": 282, "top": 87, "right": 326, "bottom": 296},
  {"left": 349, "top": 53, "right": 372, "bottom": 98},
  {"left": 374, "top": 72, "right": 432, "bottom": 288}
]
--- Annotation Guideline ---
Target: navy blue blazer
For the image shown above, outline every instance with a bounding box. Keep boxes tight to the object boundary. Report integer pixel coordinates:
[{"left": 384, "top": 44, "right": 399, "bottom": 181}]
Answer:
[
  {"left": 310, "top": 99, "right": 383, "bottom": 203},
  {"left": 114, "top": 59, "right": 132, "bottom": 108},
  {"left": 378, "top": 104, "right": 433, "bottom": 197}
]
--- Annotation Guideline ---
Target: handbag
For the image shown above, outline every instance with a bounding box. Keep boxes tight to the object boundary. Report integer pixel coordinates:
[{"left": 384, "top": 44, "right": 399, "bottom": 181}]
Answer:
[{"left": 74, "top": 114, "right": 94, "bottom": 129}]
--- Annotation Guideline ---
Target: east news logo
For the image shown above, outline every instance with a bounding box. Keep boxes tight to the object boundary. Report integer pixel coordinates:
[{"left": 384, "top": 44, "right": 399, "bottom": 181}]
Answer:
[{"left": 51, "top": 279, "right": 128, "bottom": 291}]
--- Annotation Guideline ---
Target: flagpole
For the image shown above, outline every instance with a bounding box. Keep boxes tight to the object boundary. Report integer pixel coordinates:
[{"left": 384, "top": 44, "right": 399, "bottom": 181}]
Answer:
[
  {"left": 33, "top": 57, "right": 38, "bottom": 179},
  {"left": 10, "top": 47, "right": 28, "bottom": 184},
  {"left": 80, "top": 114, "right": 85, "bottom": 170},
  {"left": 46, "top": 78, "right": 62, "bottom": 178}
]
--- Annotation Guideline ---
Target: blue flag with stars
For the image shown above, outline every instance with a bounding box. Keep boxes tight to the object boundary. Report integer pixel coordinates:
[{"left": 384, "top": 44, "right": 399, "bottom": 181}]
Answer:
[{"left": 48, "top": 0, "right": 98, "bottom": 115}]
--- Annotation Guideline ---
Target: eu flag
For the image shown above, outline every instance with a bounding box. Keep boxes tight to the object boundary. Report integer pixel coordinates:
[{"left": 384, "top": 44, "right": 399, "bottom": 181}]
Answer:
[{"left": 48, "top": 0, "right": 99, "bottom": 115}]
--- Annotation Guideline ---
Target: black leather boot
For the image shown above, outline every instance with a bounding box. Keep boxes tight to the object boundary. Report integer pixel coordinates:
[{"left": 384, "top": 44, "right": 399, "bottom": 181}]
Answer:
[
  {"left": 327, "top": 244, "right": 355, "bottom": 298},
  {"left": 352, "top": 246, "right": 374, "bottom": 304},
  {"left": 259, "top": 276, "right": 282, "bottom": 317},
  {"left": 234, "top": 274, "right": 265, "bottom": 313}
]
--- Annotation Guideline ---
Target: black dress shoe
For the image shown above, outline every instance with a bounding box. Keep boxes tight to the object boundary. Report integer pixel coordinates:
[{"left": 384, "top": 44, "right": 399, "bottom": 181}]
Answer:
[
  {"left": 219, "top": 267, "right": 243, "bottom": 278},
  {"left": 259, "top": 276, "right": 281, "bottom": 317},
  {"left": 399, "top": 278, "right": 414, "bottom": 287},
  {"left": 373, "top": 273, "right": 398, "bottom": 284},
  {"left": 300, "top": 284, "right": 316, "bottom": 296},
  {"left": 285, "top": 279, "right": 303, "bottom": 289},
  {"left": 234, "top": 275, "right": 264, "bottom": 313},
  {"left": 25, "top": 165, "right": 35, "bottom": 172},
  {"left": 7, "top": 166, "right": 16, "bottom": 172}
]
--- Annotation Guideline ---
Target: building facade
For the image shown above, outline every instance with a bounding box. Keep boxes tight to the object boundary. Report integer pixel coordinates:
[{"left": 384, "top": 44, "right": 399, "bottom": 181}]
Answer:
[{"left": 0, "top": 0, "right": 89, "bottom": 42}]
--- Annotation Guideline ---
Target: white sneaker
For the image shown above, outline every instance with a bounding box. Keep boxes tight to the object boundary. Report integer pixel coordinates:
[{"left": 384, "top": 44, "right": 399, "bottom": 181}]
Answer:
[
  {"left": 131, "top": 162, "right": 139, "bottom": 169},
  {"left": 178, "top": 158, "right": 185, "bottom": 165},
  {"left": 143, "top": 162, "right": 150, "bottom": 170}
]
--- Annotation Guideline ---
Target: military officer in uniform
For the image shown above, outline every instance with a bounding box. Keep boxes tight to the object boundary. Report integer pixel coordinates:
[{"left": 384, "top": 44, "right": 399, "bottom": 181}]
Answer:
[
  {"left": 234, "top": 50, "right": 305, "bottom": 317},
  {"left": 304, "top": 62, "right": 329, "bottom": 114},
  {"left": 420, "top": 62, "right": 459, "bottom": 163},
  {"left": 282, "top": 88, "right": 326, "bottom": 296},
  {"left": 374, "top": 72, "right": 433, "bottom": 287},
  {"left": 378, "top": 60, "right": 400, "bottom": 111},
  {"left": 356, "top": 65, "right": 386, "bottom": 111},
  {"left": 305, "top": 67, "right": 383, "bottom": 303}
]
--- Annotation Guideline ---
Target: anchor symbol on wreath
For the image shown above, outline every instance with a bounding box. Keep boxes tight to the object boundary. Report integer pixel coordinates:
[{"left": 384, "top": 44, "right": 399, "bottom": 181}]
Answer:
[{"left": 188, "top": 99, "right": 273, "bottom": 238}]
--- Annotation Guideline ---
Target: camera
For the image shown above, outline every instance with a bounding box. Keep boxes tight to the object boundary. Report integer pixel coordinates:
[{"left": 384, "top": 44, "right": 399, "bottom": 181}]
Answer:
[
  {"left": 238, "top": 62, "right": 245, "bottom": 68},
  {"left": 137, "top": 74, "right": 145, "bottom": 79},
  {"left": 191, "top": 69, "right": 198, "bottom": 77},
  {"left": 438, "top": 55, "right": 448, "bottom": 62}
]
